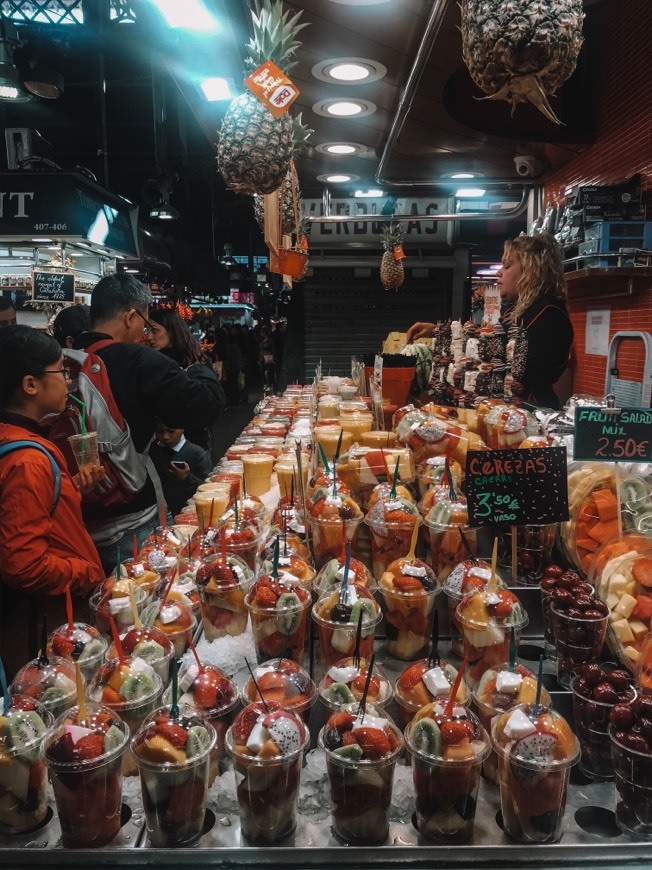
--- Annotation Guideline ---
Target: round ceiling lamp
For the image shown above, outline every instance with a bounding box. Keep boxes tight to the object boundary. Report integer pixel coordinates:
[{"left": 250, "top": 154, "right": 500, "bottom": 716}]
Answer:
[
  {"left": 313, "top": 98, "right": 376, "bottom": 119},
  {"left": 317, "top": 173, "right": 360, "bottom": 184},
  {"left": 22, "top": 66, "right": 64, "bottom": 99},
  {"left": 312, "top": 57, "right": 386, "bottom": 85}
]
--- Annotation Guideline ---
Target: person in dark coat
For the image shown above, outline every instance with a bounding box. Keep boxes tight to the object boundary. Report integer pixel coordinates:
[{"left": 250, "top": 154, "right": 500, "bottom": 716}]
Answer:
[{"left": 150, "top": 422, "right": 213, "bottom": 517}]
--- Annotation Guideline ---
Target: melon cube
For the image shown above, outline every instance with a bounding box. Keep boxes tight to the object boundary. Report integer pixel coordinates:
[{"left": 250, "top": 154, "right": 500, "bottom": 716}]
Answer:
[
  {"left": 623, "top": 646, "right": 641, "bottom": 663},
  {"left": 609, "top": 574, "right": 628, "bottom": 596},
  {"left": 614, "top": 593, "right": 637, "bottom": 619},
  {"left": 606, "top": 593, "right": 619, "bottom": 612},
  {"left": 612, "top": 617, "right": 635, "bottom": 644},
  {"left": 628, "top": 619, "right": 649, "bottom": 641}
]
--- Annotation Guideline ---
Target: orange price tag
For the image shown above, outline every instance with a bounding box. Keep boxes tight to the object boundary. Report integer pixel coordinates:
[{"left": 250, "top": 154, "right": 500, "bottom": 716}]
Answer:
[
  {"left": 393, "top": 244, "right": 406, "bottom": 261},
  {"left": 245, "top": 60, "right": 300, "bottom": 118}
]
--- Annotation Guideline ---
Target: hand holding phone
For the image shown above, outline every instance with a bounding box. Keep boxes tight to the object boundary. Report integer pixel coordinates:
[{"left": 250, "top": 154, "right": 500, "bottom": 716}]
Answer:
[{"left": 171, "top": 460, "right": 186, "bottom": 469}]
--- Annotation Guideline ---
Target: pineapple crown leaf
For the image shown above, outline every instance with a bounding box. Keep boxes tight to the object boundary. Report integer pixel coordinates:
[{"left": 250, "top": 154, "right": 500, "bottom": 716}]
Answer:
[
  {"left": 245, "top": 0, "right": 308, "bottom": 74},
  {"left": 381, "top": 221, "right": 403, "bottom": 251},
  {"left": 292, "top": 113, "right": 313, "bottom": 146}
]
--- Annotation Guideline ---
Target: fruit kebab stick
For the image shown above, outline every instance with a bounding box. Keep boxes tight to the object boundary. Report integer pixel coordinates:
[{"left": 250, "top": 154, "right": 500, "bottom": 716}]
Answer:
[
  {"left": 186, "top": 633, "right": 205, "bottom": 675},
  {"left": 444, "top": 458, "right": 455, "bottom": 501},
  {"left": 75, "top": 662, "right": 88, "bottom": 727},
  {"left": 458, "top": 527, "right": 478, "bottom": 565},
  {"left": 0, "top": 656, "right": 11, "bottom": 712},
  {"left": 128, "top": 584, "right": 143, "bottom": 630},
  {"left": 272, "top": 536, "right": 280, "bottom": 579},
  {"left": 290, "top": 474, "right": 295, "bottom": 510},
  {"left": 406, "top": 520, "right": 419, "bottom": 565},
  {"left": 109, "top": 617, "right": 126, "bottom": 664},
  {"left": 428, "top": 610, "right": 440, "bottom": 668},
  {"left": 509, "top": 626, "right": 516, "bottom": 673},
  {"left": 170, "top": 657, "right": 179, "bottom": 720},
  {"left": 488, "top": 537, "right": 498, "bottom": 594},
  {"left": 389, "top": 456, "right": 400, "bottom": 499},
  {"left": 353, "top": 611, "right": 363, "bottom": 669},
  {"left": 282, "top": 508, "right": 288, "bottom": 557},
  {"left": 245, "top": 658, "right": 269, "bottom": 712},
  {"left": 444, "top": 656, "right": 468, "bottom": 718},
  {"left": 65, "top": 584, "right": 75, "bottom": 632},
  {"left": 357, "top": 653, "right": 376, "bottom": 721}
]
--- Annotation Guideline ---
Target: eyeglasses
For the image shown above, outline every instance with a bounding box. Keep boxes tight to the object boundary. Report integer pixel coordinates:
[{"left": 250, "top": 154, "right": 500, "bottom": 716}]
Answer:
[
  {"left": 37, "top": 367, "right": 72, "bottom": 379},
  {"left": 131, "top": 308, "right": 155, "bottom": 335}
]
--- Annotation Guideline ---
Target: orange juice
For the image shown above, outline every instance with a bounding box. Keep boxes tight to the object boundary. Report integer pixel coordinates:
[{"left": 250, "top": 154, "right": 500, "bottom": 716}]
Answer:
[{"left": 242, "top": 453, "right": 274, "bottom": 496}]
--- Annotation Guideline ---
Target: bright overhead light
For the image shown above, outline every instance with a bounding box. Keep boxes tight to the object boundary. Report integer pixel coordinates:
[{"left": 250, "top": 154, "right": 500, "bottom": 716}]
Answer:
[
  {"left": 476, "top": 269, "right": 496, "bottom": 276},
  {"left": 326, "top": 144, "right": 357, "bottom": 154},
  {"left": 200, "top": 77, "right": 232, "bottom": 101},
  {"left": 489, "top": 263, "right": 502, "bottom": 270},
  {"left": 354, "top": 190, "right": 384, "bottom": 198},
  {"left": 124, "top": 267, "right": 140, "bottom": 273},
  {"left": 451, "top": 172, "right": 477, "bottom": 179},
  {"left": 326, "top": 175, "right": 352, "bottom": 183},
  {"left": 329, "top": 63, "right": 371, "bottom": 81},
  {"left": 32, "top": 237, "right": 53, "bottom": 243},
  {"left": 150, "top": 204, "right": 180, "bottom": 220},
  {"left": 326, "top": 101, "right": 364, "bottom": 116},
  {"left": 146, "top": 0, "right": 218, "bottom": 33},
  {"left": 456, "top": 188, "right": 486, "bottom": 197}
]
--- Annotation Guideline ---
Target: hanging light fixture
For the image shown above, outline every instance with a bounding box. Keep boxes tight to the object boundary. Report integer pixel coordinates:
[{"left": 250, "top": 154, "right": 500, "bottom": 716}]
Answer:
[
  {"left": 0, "top": 18, "right": 31, "bottom": 103},
  {"left": 22, "top": 64, "right": 64, "bottom": 100}
]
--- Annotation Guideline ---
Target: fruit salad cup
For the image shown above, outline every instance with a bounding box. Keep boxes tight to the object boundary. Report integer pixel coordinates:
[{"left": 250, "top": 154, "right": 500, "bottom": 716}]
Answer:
[
  {"left": 110, "top": 624, "right": 173, "bottom": 685},
  {"left": 226, "top": 702, "right": 309, "bottom": 844},
  {"left": 319, "top": 704, "right": 404, "bottom": 845},
  {"left": 443, "top": 559, "right": 506, "bottom": 657},
  {"left": 165, "top": 562, "right": 202, "bottom": 617},
  {"left": 196, "top": 554, "right": 254, "bottom": 641},
  {"left": 224, "top": 526, "right": 264, "bottom": 573},
  {"left": 89, "top": 579, "right": 149, "bottom": 642},
  {"left": 365, "top": 497, "right": 421, "bottom": 581},
  {"left": 141, "top": 600, "right": 197, "bottom": 659},
  {"left": 609, "top": 695, "right": 652, "bottom": 836},
  {"left": 165, "top": 663, "right": 239, "bottom": 768},
  {"left": 10, "top": 656, "right": 77, "bottom": 721},
  {"left": 394, "top": 659, "right": 471, "bottom": 729},
  {"left": 111, "top": 559, "right": 162, "bottom": 598},
  {"left": 550, "top": 593, "right": 609, "bottom": 688},
  {"left": 261, "top": 552, "right": 316, "bottom": 594},
  {"left": 132, "top": 706, "right": 216, "bottom": 847},
  {"left": 43, "top": 703, "right": 130, "bottom": 847},
  {"left": 456, "top": 588, "right": 528, "bottom": 692},
  {"left": 474, "top": 663, "right": 551, "bottom": 784},
  {"left": 416, "top": 456, "right": 462, "bottom": 499},
  {"left": 241, "top": 658, "right": 317, "bottom": 725},
  {"left": 492, "top": 703, "right": 579, "bottom": 843},
  {"left": 306, "top": 495, "right": 364, "bottom": 571},
  {"left": 87, "top": 657, "right": 164, "bottom": 776},
  {"left": 407, "top": 702, "right": 490, "bottom": 843},
  {"left": 312, "top": 584, "right": 382, "bottom": 668},
  {"left": 423, "top": 497, "right": 476, "bottom": 583},
  {"left": 313, "top": 556, "right": 376, "bottom": 599},
  {"left": 245, "top": 575, "right": 311, "bottom": 666},
  {"left": 319, "top": 657, "right": 392, "bottom": 712},
  {"left": 47, "top": 621, "right": 108, "bottom": 682},
  {"left": 0, "top": 695, "right": 52, "bottom": 834},
  {"left": 571, "top": 662, "right": 636, "bottom": 780},
  {"left": 378, "top": 556, "right": 440, "bottom": 660}
]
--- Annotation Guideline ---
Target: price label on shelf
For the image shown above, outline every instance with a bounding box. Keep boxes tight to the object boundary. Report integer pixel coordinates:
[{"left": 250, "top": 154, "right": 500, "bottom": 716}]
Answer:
[
  {"left": 465, "top": 447, "right": 569, "bottom": 526},
  {"left": 574, "top": 406, "right": 652, "bottom": 463}
]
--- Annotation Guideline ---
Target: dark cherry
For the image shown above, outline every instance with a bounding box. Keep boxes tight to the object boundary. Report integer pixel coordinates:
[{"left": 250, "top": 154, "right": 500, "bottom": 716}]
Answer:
[
  {"left": 574, "top": 595, "right": 593, "bottom": 611},
  {"left": 592, "top": 682, "right": 619, "bottom": 704},
  {"left": 619, "top": 732, "right": 650, "bottom": 753},
  {"left": 573, "top": 676, "right": 591, "bottom": 697},
  {"left": 561, "top": 570, "right": 582, "bottom": 585},
  {"left": 639, "top": 718, "right": 652, "bottom": 742},
  {"left": 338, "top": 505, "right": 356, "bottom": 520},
  {"left": 544, "top": 565, "right": 564, "bottom": 578},
  {"left": 330, "top": 603, "right": 352, "bottom": 622},
  {"left": 578, "top": 583, "right": 595, "bottom": 595},
  {"left": 610, "top": 704, "right": 636, "bottom": 729},
  {"left": 583, "top": 608, "right": 608, "bottom": 620},
  {"left": 552, "top": 588, "right": 573, "bottom": 608},
  {"left": 636, "top": 697, "right": 652, "bottom": 718},
  {"left": 541, "top": 577, "right": 558, "bottom": 591},
  {"left": 555, "top": 576, "right": 573, "bottom": 591},
  {"left": 491, "top": 692, "right": 514, "bottom": 711},
  {"left": 567, "top": 608, "right": 583, "bottom": 618},
  {"left": 605, "top": 670, "right": 632, "bottom": 692},
  {"left": 582, "top": 663, "right": 603, "bottom": 687}
]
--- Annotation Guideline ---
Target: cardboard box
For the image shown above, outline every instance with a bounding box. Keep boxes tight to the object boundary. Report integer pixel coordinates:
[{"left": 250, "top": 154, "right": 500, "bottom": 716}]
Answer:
[{"left": 577, "top": 184, "right": 643, "bottom": 207}]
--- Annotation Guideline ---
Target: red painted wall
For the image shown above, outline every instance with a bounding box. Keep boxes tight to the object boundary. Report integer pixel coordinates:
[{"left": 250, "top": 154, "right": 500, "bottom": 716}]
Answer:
[{"left": 543, "top": 0, "right": 652, "bottom": 399}]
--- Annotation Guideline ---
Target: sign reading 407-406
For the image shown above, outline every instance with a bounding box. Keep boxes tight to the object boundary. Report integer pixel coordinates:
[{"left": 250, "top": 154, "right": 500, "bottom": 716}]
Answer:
[{"left": 465, "top": 447, "right": 570, "bottom": 527}]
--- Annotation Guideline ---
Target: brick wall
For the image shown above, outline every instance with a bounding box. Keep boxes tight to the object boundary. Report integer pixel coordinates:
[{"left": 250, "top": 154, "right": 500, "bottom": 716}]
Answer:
[{"left": 543, "top": 0, "right": 652, "bottom": 399}]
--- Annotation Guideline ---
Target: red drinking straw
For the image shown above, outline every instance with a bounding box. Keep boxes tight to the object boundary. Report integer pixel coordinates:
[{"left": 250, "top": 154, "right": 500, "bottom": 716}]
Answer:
[
  {"left": 65, "top": 584, "right": 75, "bottom": 631},
  {"left": 109, "top": 617, "right": 126, "bottom": 663},
  {"left": 445, "top": 656, "right": 468, "bottom": 718},
  {"left": 159, "top": 503, "right": 166, "bottom": 532}
]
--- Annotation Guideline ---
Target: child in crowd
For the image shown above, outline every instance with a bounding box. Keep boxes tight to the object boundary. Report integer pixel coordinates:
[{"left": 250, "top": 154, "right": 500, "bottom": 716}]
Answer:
[{"left": 150, "top": 421, "right": 213, "bottom": 516}]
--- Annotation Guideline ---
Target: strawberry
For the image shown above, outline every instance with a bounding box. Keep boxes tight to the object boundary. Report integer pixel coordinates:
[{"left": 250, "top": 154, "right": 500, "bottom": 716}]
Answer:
[
  {"left": 341, "top": 731, "right": 358, "bottom": 746},
  {"left": 195, "top": 565, "right": 212, "bottom": 586},
  {"left": 156, "top": 722, "right": 188, "bottom": 749},
  {"left": 351, "top": 674, "right": 380, "bottom": 698},
  {"left": 75, "top": 732, "right": 105, "bottom": 760},
  {"left": 398, "top": 665, "right": 425, "bottom": 690},
  {"left": 51, "top": 634, "right": 75, "bottom": 657},
  {"left": 493, "top": 590, "right": 516, "bottom": 617},
  {"left": 393, "top": 575, "right": 424, "bottom": 592},
  {"left": 254, "top": 586, "right": 279, "bottom": 608},
  {"left": 384, "top": 725, "right": 400, "bottom": 753},
  {"left": 328, "top": 711, "right": 355, "bottom": 732},
  {"left": 213, "top": 564, "right": 235, "bottom": 585},
  {"left": 192, "top": 677, "right": 218, "bottom": 709},
  {"left": 440, "top": 719, "right": 475, "bottom": 745},
  {"left": 230, "top": 529, "right": 255, "bottom": 544},
  {"left": 353, "top": 727, "right": 391, "bottom": 759},
  {"left": 231, "top": 706, "right": 261, "bottom": 744}
]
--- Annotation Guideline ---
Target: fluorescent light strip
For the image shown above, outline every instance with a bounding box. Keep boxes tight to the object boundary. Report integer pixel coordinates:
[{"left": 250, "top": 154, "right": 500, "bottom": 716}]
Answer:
[{"left": 147, "top": 0, "right": 218, "bottom": 33}]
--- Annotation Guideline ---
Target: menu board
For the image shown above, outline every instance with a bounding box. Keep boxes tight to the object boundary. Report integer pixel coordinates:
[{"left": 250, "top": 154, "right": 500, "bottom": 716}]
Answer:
[
  {"left": 465, "top": 447, "right": 569, "bottom": 526},
  {"left": 32, "top": 270, "right": 75, "bottom": 303},
  {"left": 574, "top": 406, "right": 652, "bottom": 463}
]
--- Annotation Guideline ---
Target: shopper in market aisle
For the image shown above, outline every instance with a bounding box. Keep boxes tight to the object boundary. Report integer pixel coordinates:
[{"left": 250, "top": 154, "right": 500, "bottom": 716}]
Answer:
[
  {"left": 150, "top": 421, "right": 212, "bottom": 517},
  {"left": 51, "top": 303, "right": 91, "bottom": 348},
  {"left": 406, "top": 232, "right": 573, "bottom": 409},
  {"left": 0, "top": 295, "right": 17, "bottom": 327},
  {"left": 0, "top": 326, "right": 104, "bottom": 677},
  {"left": 72, "top": 274, "right": 224, "bottom": 573}
]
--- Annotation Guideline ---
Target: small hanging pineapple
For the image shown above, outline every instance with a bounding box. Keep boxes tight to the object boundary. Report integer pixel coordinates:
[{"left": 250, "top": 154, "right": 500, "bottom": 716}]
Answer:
[{"left": 380, "top": 222, "right": 405, "bottom": 291}]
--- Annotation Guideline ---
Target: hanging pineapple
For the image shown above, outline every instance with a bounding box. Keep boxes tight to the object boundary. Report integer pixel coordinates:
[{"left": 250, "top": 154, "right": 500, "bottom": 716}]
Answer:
[
  {"left": 459, "top": 0, "right": 585, "bottom": 125},
  {"left": 217, "top": 1, "right": 309, "bottom": 194},
  {"left": 380, "top": 223, "right": 405, "bottom": 291},
  {"left": 252, "top": 136, "right": 310, "bottom": 235}
]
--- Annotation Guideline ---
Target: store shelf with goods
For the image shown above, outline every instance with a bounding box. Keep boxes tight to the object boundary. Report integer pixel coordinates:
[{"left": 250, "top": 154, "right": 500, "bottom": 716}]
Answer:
[{"left": 564, "top": 268, "right": 652, "bottom": 300}]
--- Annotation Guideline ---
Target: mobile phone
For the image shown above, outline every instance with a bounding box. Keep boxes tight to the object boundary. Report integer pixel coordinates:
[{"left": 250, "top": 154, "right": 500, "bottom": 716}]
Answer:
[{"left": 171, "top": 460, "right": 186, "bottom": 469}]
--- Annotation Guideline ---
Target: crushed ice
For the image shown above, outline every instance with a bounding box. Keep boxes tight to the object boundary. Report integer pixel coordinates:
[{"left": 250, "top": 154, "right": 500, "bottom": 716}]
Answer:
[{"left": 181, "top": 632, "right": 258, "bottom": 678}]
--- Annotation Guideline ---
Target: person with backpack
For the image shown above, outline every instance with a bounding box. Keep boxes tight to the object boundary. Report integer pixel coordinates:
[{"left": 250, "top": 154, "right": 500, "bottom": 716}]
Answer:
[
  {"left": 0, "top": 326, "right": 105, "bottom": 676},
  {"left": 65, "top": 274, "right": 224, "bottom": 572}
]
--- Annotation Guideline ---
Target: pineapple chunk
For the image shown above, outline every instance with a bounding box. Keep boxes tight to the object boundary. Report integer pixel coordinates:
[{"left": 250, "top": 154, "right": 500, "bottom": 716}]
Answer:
[
  {"left": 608, "top": 573, "right": 628, "bottom": 596},
  {"left": 628, "top": 619, "right": 649, "bottom": 641},
  {"left": 614, "top": 593, "right": 637, "bottom": 619},
  {"left": 623, "top": 646, "right": 641, "bottom": 663},
  {"left": 612, "top": 617, "right": 635, "bottom": 644},
  {"left": 625, "top": 580, "right": 640, "bottom": 596}
]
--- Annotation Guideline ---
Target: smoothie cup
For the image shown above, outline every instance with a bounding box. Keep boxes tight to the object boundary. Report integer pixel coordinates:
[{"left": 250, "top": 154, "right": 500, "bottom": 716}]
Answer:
[
  {"left": 378, "top": 556, "right": 440, "bottom": 660},
  {"left": 226, "top": 701, "right": 309, "bottom": 844},
  {"left": 68, "top": 431, "right": 100, "bottom": 473},
  {"left": 319, "top": 703, "right": 403, "bottom": 844},
  {"left": 47, "top": 621, "right": 108, "bottom": 682},
  {"left": 132, "top": 706, "right": 216, "bottom": 847},
  {"left": 315, "top": 427, "right": 353, "bottom": 463},
  {"left": 245, "top": 576, "right": 311, "bottom": 666},
  {"left": 0, "top": 695, "right": 53, "bottom": 834},
  {"left": 492, "top": 703, "right": 579, "bottom": 843},
  {"left": 43, "top": 702, "right": 130, "bottom": 847},
  {"left": 407, "top": 703, "right": 490, "bottom": 843},
  {"left": 10, "top": 656, "right": 78, "bottom": 721},
  {"left": 242, "top": 453, "right": 274, "bottom": 496},
  {"left": 312, "top": 584, "right": 382, "bottom": 668},
  {"left": 196, "top": 553, "right": 254, "bottom": 640},
  {"left": 194, "top": 486, "right": 230, "bottom": 527},
  {"left": 394, "top": 658, "right": 471, "bottom": 729},
  {"left": 275, "top": 457, "right": 309, "bottom": 501}
]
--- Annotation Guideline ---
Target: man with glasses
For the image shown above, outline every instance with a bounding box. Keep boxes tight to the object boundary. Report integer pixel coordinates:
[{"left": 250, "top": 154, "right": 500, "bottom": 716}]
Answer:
[
  {"left": 0, "top": 296, "right": 17, "bottom": 328},
  {"left": 72, "top": 273, "right": 225, "bottom": 572}
]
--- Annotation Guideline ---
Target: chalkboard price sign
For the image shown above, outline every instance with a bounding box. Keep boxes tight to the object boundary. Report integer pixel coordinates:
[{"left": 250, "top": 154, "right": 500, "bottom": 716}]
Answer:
[
  {"left": 32, "top": 270, "right": 76, "bottom": 303},
  {"left": 465, "top": 447, "right": 570, "bottom": 527},
  {"left": 574, "top": 406, "right": 652, "bottom": 463}
]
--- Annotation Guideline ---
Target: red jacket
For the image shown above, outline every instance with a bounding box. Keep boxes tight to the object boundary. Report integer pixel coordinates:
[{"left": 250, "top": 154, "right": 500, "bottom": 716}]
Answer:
[{"left": 0, "top": 422, "right": 104, "bottom": 597}]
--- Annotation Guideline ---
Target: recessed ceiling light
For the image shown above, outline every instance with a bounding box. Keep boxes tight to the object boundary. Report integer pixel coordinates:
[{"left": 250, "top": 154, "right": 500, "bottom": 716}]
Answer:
[
  {"left": 456, "top": 188, "right": 486, "bottom": 197},
  {"left": 330, "top": 63, "right": 370, "bottom": 81},
  {"left": 451, "top": 172, "right": 478, "bottom": 179},
  {"left": 328, "top": 144, "right": 356, "bottom": 154},
  {"left": 328, "top": 102, "right": 362, "bottom": 116},
  {"left": 313, "top": 98, "right": 376, "bottom": 119},
  {"left": 315, "top": 142, "right": 368, "bottom": 157},
  {"left": 312, "top": 57, "right": 386, "bottom": 85},
  {"left": 317, "top": 173, "right": 359, "bottom": 184}
]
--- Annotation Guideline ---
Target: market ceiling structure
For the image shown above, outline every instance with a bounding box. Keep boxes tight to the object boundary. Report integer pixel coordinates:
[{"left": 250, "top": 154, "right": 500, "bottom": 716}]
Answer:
[{"left": 0, "top": 0, "right": 607, "bottom": 276}]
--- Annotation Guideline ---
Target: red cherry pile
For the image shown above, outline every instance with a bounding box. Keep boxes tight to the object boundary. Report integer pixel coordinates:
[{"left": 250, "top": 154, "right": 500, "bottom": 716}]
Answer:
[
  {"left": 540, "top": 566, "right": 594, "bottom": 644},
  {"left": 574, "top": 663, "right": 634, "bottom": 705},
  {"left": 610, "top": 695, "right": 652, "bottom": 753}
]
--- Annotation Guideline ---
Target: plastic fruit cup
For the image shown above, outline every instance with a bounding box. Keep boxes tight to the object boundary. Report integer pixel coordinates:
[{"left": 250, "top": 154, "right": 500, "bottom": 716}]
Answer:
[
  {"left": 199, "top": 569, "right": 253, "bottom": 642},
  {"left": 307, "top": 514, "right": 364, "bottom": 572},
  {"left": 319, "top": 711, "right": 403, "bottom": 845},
  {"left": 242, "top": 453, "right": 275, "bottom": 496},
  {"left": 379, "top": 585, "right": 441, "bottom": 661},
  {"left": 89, "top": 583, "right": 149, "bottom": 642},
  {"left": 312, "top": 587, "right": 382, "bottom": 669},
  {"left": 241, "top": 658, "right": 317, "bottom": 726},
  {"left": 366, "top": 517, "right": 421, "bottom": 581},
  {"left": 132, "top": 707, "right": 217, "bottom": 847},
  {"left": 141, "top": 601, "right": 197, "bottom": 659},
  {"left": 226, "top": 529, "right": 263, "bottom": 574},
  {"left": 245, "top": 589, "right": 311, "bottom": 667},
  {"left": 10, "top": 656, "right": 78, "bottom": 722},
  {"left": 498, "top": 523, "right": 557, "bottom": 586},
  {"left": 406, "top": 708, "right": 490, "bottom": 844},
  {"left": 318, "top": 659, "right": 393, "bottom": 713},
  {"left": 194, "top": 487, "right": 230, "bottom": 527},
  {"left": 0, "top": 696, "right": 53, "bottom": 834},
  {"left": 572, "top": 671, "right": 636, "bottom": 780},
  {"left": 394, "top": 660, "right": 471, "bottom": 730},
  {"left": 48, "top": 622, "right": 108, "bottom": 683},
  {"left": 424, "top": 519, "right": 478, "bottom": 583},
  {"left": 110, "top": 626, "right": 173, "bottom": 686},
  {"left": 43, "top": 703, "right": 130, "bottom": 848},
  {"left": 550, "top": 604, "right": 609, "bottom": 689},
  {"left": 67, "top": 431, "right": 100, "bottom": 473},
  {"left": 226, "top": 706, "right": 309, "bottom": 844},
  {"left": 610, "top": 725, "right": 652, "bottom": 836}
]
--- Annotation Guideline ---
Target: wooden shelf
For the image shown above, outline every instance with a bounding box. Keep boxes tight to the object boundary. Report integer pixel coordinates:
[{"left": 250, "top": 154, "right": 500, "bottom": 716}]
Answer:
[{"left": 564, "top": 267, "right": 652, "bottom": 299}]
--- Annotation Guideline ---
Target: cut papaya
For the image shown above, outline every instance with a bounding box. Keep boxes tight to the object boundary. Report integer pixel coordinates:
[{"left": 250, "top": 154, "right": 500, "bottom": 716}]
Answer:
[
  {"left": 592, "top": 488, "right": 619, "bottom": 523},
  {"left": 587, "top": 519, "right": 620, "bottom": 544}
]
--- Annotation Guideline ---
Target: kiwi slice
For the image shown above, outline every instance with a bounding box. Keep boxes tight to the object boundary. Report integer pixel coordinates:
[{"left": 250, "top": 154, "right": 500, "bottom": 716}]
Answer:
[
  {"left": 5, "top": 711, "right": 47, "bottom": 761},
  {"left": 326, "top": 683, "right": 355, "bottom": 705},
  {"left": 276, "top": 592, "right": 303, "bottom": 636},
  {"left": 120, "top": 672, "right": 156, "bottom": 701},
  {"left": 133, "top": 640, "right": 165, "bottom": 662},
  {"left": 40, "top": 686, "right": 66, "bottom": 706},
  {"left": 103, "top": 724, "right": 125, "bottom": 753},
  {"left": 333, "top": 743, "right": 363, "bottom": 761},
  {"left": 411, "top": 717, "right": 442, "bottom": 758},
  {"left": 78, "top": 639, "right": 105, "bottom": 661},
  {"left": 350, "top": 598, "right": 376, "bottom": 627},
  {"left": 186, "top": 725, "right": 212, "bottom": 763},
  {"left": 634, "top": 506, "right": 652, "bottom": 534},
  {"left": 621, "top": 478, "right": 648, "bottom": 509}
]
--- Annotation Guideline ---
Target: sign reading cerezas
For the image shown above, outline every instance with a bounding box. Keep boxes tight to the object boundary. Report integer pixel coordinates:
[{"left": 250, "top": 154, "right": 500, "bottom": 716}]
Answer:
[
  {"left": 465, "top": 447, "right": 570, "bottom": 527},
  {"left": 574, "top": 407, "right": 652, "bottom": 463},
  {"left": 245, "top": 61, "right": 300, "bottom": 117}
]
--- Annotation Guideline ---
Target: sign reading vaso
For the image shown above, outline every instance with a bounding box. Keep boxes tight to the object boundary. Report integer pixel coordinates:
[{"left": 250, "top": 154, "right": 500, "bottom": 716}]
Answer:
[
  {"left": 304, "top": 197, "right": 453, "bottom": 245},
  {"left": 32, "top": 270, "right": 75, "bottom": 303},
  {"left": 574, "top": 406, "right": 652, "bottom": 463},
  {"left": 465, "top": 447, "right": 570, "bottom": 526}
]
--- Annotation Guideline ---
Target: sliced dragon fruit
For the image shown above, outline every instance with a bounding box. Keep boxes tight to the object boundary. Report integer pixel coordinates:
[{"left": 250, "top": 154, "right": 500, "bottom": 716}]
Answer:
[
  {"left": 510, "top": 731, "right": 558, "bottom": 787},
  {"left": 262, "top": 710, "right": 303, "bottom": 756}
]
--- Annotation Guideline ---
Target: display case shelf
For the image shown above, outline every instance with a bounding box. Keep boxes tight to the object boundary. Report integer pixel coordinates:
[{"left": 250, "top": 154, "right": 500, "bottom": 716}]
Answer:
[{"left": 564, "top": 267, "right": 652, "bottom": 299}]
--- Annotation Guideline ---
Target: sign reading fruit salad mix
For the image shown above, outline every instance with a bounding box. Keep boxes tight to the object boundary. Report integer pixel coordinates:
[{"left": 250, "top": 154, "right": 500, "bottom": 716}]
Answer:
[
  {"left": 465, "top": 447, "right": 570, "bottom": 527},
  {"left": 573, "top": 407, "right": 652, "bottom": 463}
]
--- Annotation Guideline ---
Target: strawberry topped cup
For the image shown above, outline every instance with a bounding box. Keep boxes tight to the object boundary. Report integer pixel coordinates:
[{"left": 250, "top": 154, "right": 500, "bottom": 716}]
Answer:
[
  {"left": 261, "top": 552, "right": 316, "bottom": 593},
  {"left": 111, "top": 559, "right": 162, "bottom": 598},
  {"left": 312, "top": 584, "right": 382, "bottom": 668},
  {"left": 241, "top": 658, "right": 317, "bottom": 724},
  {"left": 11, "top": 655, "right": 78, "bottom": 721},
  {"left": 225, "top": 702, "right": 309, "bottom": 843},
  {"left": 196, "top": 553, "right": 254, "bottom": 641},
  {"left": 395, "top": 659, "right": 471, "bottom": 728},
  {"left": 365, "top": 496, "right": 421, "bottom": 581},
  {"left": 319, "top": 704, "right": 404, "bottom": 844},
  {"left": 110, "top": 624, "right": 173, "bottom": 685},
  {"left": 43, "top": 703, "right": 130, "bottom": 847},
  {"left": 319, "top": 657, "right": 393, "bottom": 712},
  {"left": 244, "top": 575, "right": 311, "bottom": 666},
  {"left": 48, "top": 621, "right": 108, "bottom": 682},
  {"left": 379, "top": 556, "right": 440, "bottom": 660}
]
